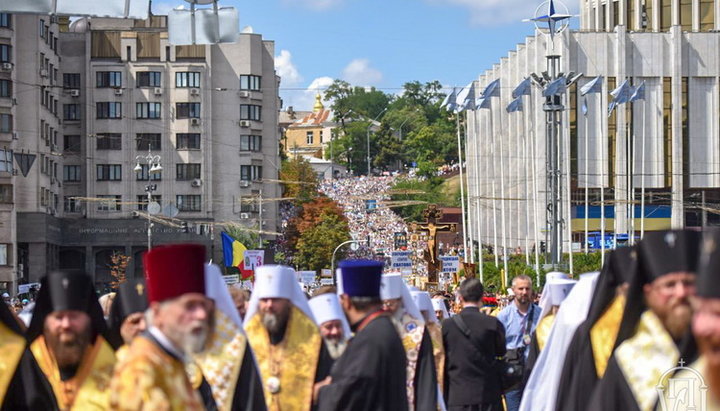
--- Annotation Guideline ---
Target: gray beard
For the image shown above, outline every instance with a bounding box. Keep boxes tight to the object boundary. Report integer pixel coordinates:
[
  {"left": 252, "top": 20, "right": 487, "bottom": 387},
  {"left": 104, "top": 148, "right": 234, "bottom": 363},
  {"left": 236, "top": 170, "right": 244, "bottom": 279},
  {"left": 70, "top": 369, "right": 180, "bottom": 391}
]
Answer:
[{"left": 324, "top": 338, "right": 347, "bottom": 360}]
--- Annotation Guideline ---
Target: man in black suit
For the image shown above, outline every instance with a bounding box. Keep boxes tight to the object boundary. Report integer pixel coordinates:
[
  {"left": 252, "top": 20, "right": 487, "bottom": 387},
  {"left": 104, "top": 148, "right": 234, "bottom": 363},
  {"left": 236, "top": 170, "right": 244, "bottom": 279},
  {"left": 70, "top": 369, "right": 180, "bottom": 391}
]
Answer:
[{"left": 442, "top": 278, "right": 506, "bottom": 411}]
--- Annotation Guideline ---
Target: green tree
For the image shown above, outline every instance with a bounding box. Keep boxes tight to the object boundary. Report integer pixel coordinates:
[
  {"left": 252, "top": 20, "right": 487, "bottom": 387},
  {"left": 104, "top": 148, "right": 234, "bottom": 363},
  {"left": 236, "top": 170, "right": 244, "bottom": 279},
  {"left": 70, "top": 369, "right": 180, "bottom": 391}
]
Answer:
[
  {"left": 280, "top": 157, "right": 319, "bottom": 204},
  {"left": 295, "top": 212, "right": 351, "bottom": 272},
  {"left": 224, "top": 224, "right": 262, "bottom": 249}
]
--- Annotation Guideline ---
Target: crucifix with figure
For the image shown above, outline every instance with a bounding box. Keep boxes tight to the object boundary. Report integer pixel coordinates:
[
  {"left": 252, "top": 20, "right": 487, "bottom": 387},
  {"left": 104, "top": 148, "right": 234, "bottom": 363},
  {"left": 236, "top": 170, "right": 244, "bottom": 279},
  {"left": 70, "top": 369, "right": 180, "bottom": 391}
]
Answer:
[{"left": 411, "top": 204, "right": 457, "bottom": 283}]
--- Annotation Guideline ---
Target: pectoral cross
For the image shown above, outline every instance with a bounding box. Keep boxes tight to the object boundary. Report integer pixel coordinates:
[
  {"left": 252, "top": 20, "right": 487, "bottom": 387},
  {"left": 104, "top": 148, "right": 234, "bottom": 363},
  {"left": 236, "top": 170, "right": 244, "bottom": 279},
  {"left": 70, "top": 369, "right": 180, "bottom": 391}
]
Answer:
[
  {"left": 136, "top": 284, "right": 144, "bottom": 296},
  {"left": 411, "top": 204, "right": 457, "bottom": 283}
]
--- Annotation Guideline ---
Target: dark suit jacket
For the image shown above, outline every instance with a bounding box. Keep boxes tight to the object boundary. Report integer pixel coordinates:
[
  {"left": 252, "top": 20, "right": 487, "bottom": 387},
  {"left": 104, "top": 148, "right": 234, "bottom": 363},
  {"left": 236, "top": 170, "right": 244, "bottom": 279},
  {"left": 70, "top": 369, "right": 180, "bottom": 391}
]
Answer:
[{"left": 442, "top": 306, "right": 506, "bottom": 407}]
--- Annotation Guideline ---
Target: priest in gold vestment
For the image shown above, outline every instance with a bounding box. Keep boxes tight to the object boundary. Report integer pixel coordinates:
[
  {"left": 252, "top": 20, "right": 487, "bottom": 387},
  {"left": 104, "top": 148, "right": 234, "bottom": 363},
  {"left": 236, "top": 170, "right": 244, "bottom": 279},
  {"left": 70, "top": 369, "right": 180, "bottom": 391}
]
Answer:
[
  {"left": 25, "top": 270, "right": 117, "bottom": 410},
  {"left": 244, "top": 265, "right": 333, "bottom": 411},
  {"left": 110, "top": 244, "right": 213, "bottom": 410}
]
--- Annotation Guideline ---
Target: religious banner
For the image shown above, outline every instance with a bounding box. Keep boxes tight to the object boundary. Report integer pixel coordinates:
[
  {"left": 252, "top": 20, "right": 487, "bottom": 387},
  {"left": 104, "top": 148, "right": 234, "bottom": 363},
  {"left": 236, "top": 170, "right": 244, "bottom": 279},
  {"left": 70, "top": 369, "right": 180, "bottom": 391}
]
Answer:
[
  {"left": 391, "top": 251, "right": 413, "bottom": 269},
  {"left": 298, "top": 271, "right": 317, "bottom": 285},
  {"left": 242, "top": 250, "right": 264, "bottom": 278},
  {"left": 440, "top": 255, "right": 460, "bottom": 273}
]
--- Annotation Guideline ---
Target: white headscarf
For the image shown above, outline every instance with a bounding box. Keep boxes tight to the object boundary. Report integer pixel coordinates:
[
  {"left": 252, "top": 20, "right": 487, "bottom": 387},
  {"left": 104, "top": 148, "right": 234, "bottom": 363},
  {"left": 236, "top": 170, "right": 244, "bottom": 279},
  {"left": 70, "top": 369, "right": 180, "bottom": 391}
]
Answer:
[
  {"left": 308, "top": 293, "right": 352, "bottom": 341},
  {"left": 431, "top": 298, "right": 450, "bottom": 320},
  {"left": 243, "top": 265, "right": 315, "bottom": 326},
  {"left": 519, "top": 272, "right": 599, "bottom": 411},
  {"left": 204, "top": 264, "right": 245, "bottom": 330},
  {"left": 380, "top": 273, "right": 424, "bottom": 323},
  {"left": 411, "top": 291, "right": 439, "bottom": 324},
  {"left": 538, "top": 278, "right": 577, "bottom": 322}
]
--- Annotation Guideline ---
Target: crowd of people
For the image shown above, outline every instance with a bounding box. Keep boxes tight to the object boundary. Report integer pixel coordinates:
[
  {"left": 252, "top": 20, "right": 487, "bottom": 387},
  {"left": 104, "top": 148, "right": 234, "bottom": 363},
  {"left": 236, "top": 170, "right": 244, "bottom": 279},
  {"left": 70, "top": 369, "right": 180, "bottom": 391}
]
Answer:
[
  {"left": 319, "top": 176, "right": 429, "bottom": 277},
  {"left": 3, "top": 226, "right": 720, "bottom": 410}
]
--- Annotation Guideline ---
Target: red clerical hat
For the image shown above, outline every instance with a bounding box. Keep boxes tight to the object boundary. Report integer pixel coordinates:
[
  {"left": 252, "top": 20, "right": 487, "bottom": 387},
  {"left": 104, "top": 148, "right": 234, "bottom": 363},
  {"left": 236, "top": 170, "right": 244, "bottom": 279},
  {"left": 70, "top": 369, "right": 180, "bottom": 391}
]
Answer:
[{"left": 144, "top": 244, "right": 206, "bottom": 303}]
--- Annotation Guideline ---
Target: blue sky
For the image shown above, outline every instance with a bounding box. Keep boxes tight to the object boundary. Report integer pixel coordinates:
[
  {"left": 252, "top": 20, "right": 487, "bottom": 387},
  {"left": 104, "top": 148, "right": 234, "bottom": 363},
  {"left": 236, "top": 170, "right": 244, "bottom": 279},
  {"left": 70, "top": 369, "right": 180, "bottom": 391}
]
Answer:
[{"left": 154, "top": 0, "right": 579, "bottom": 110}]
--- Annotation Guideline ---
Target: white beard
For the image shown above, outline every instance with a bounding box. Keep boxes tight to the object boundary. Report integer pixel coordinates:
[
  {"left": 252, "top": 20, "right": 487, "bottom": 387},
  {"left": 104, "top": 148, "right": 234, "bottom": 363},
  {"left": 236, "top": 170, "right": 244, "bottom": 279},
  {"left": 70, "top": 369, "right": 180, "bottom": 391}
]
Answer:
[{"left": 324, "top": 338, "right": 347, "bottom": 360}]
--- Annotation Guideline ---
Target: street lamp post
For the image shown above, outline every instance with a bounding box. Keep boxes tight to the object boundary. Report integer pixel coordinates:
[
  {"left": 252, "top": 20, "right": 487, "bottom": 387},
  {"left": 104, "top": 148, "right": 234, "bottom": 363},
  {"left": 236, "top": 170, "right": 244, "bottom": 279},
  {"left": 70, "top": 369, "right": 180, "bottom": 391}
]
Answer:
[
  {"left": 331, "top": 239, "right": 362, "bottom": 285},
  {"left": 134, "top": 149, "right": 162, "bottom": 250},
  {"left": 366, "top": 107, "right": 387, "bottom": 176}
]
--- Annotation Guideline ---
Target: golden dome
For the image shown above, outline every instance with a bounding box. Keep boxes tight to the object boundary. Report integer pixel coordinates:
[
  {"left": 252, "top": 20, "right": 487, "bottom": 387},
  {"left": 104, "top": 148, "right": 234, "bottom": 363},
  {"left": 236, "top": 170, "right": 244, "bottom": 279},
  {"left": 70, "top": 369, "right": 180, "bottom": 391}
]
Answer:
[{"left": 313, "top": 93, "right": 324, "bottom": 112}]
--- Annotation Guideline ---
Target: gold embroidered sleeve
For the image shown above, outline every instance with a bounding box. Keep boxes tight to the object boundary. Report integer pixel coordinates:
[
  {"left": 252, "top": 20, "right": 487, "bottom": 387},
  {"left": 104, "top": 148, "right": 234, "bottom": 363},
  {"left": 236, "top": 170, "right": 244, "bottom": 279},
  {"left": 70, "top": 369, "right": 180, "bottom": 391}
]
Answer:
[{"left": 109, "top": 358, "right": 172, "bottom": 411}]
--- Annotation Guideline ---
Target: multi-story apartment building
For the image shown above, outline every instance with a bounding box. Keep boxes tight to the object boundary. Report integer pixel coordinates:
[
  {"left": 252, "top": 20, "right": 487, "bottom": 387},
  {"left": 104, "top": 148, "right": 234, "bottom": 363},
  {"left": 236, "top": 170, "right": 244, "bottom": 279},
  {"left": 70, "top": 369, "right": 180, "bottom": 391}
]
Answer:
[
  {"left": 465, "top": 0, "right": 720, "bottom": 260},
  {"left": 0, "top": 14, "right": 280, "bottom": 293}
]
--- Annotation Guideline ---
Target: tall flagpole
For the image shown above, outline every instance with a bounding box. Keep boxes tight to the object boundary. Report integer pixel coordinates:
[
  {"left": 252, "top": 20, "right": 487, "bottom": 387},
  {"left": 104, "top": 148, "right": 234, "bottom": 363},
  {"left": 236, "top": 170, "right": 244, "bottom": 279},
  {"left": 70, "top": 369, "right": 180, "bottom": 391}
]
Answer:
[
  {"left": 464, "top": 111, "right": 475, "bottom": 264},
  {"left": 640, "top": 99, "right": 647, "bottom": 238},
  {"left": 584, "top": 101, "right": 590, "bottom": 254},
  {"left": 523, "top": 116, "right": 531, "bottom": 266},
  {"left": 473, "top": 107, "right": 484, "bottom": 282},
  {"left": 456, "top": 113, "right": 468, "bottom": 262},
  {"left": 629, "top": 102, "right": 636, "bottom": 245},
  {"left": 564, "top": 103, "right": 574, "bottom": 275},
  {"left": 489, "top": 111, "right": 500, "bottom": 267},
  {"left": 499, "top": 100, "right": 509, "bottom": 284},
  {"left": 529, "top": 94, "right": 541, "bottom": 284},
  {"left": 599, "top": 89, "right": 606, "bottom": 265}
]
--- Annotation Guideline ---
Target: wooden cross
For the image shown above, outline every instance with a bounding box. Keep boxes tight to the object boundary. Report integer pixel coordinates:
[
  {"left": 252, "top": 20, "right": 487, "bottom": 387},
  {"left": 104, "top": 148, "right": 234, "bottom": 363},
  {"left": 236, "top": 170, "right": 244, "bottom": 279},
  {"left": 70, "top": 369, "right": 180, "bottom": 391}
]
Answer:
[{"left": 411, "top": 204, "right": 457, "bottom": 283}]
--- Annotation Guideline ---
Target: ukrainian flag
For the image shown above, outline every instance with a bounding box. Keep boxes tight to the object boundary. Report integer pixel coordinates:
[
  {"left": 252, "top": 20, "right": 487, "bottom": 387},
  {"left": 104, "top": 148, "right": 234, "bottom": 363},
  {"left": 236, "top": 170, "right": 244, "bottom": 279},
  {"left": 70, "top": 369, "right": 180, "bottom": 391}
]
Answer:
[{"left": 221, "top": 232, "right": 247, "bottom": 269}]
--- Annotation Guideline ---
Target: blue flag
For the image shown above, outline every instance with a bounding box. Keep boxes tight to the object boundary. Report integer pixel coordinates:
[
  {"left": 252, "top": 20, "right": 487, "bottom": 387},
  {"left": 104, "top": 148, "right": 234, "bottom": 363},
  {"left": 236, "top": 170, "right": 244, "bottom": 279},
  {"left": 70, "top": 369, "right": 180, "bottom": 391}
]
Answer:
[
  {"left": 582, "top": 97, "right": 588, "bottom": 116},
  {"left": 456, "top": 81, "right": 476, "bottom": 112},
  {"left": 610, "top": 79, "right": 632, "bottom": 104},
  {"left": 440, "top": 88, "right": 458, "bottom": 112},
  {"left": 630, "top": 81, "right": 646, "bottom": 102},
  {"left": 506, "top": 97, "right": 523, "bottom": 113},
  {"left": 542, "top": 76, "right": 567, "bottom": 97},
  {"left": 481, "top": 79, "right": 500, "bottom": 98},
  {"left": 512, "top": 78, "right": 532, "bottom": 99},
  {"left": 476, "top": 96, "right": 491, "bottom": 110},
  {"left": 580, "top": 76, "right": 603, "bottom": 96}
]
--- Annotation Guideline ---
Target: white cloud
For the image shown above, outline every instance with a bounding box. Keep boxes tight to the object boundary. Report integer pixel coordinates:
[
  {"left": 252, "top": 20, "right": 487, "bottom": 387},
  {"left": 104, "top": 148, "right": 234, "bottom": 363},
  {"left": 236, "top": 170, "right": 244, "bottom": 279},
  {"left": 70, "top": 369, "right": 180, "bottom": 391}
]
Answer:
[
  {"left": 282, "top": 76, "right": 334, "bottom": 111},
  {"left": 341, "top": 58, "right": 383, "bottom": 86},
  {"left": 275, "top": 50, "right": 304, "bottom": 86},
  {"left": 151, "top": 1, "right": 178, "bottom": 15},
  {"left": 283, "top": 0, "right": 344, "bottom": 11},
  {"left": 427, "top": 0, "right": 578, "bottom": 26}
]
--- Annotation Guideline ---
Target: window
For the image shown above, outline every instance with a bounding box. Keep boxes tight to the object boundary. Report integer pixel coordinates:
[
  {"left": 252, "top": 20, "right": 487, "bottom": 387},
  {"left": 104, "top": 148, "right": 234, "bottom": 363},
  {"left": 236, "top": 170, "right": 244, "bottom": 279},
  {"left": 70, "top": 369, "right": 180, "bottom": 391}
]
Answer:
[
  {"left": 176, "top": 195, "right": 201, "bottom": 212},
  {"left": 0, "top": 244, "right": 6, "bottom": 265},
  {"left": 240, "top": 75, "right": 261, "bottom": 91},
  {"left": 97, "top": 195, "right": 121, "bottom": 211},
  {"left": 63, "top": 104, "right": 81, "bottom": 120},
  {"left": 306, "top": 131, "right": 314, "bottom": 145},
  {"left": 96, "top": 133, "right": 121, "bottom": 150},
  {"left": 177, "top": 133, "right": 200, "bottom": 150},
  {"left": 137, "top": 195, "right": 161, "bottom": 211},
  {"left": 240, "top": 135, "right": 262, "bottom": 152},
  {"left": 136, "top": 133, "right": 161, "bottom": 151},
  {"left": 0, "top": 44, "right": 11, "bottom": 63},
  {"left": 96, "top": 102, "right": 122, "bottom": 119},
  {"left": 136, "top": 164, "right": 162, "bottom": 181},
  {"left": 0, "top": 13, "right": 11, "bottom": 28},
  {"left": 240, "top": 165, "right": 262, "bottom": 181},
  {"left": 0, "top": 114, "right": 11, "bottom": 132},
  {"left": 176, "top": 163, "right": 201, "bottom": 180},
  {"left": 0, "top": 80, "right": 11, "bottom": 97},
  {"left": 136, "top": 102, "right": 161, "bottom": 119},
  {"left": 240, "top": 105, "right": 262, "bottom": 121},
  {"left": 39, "top": 19, "right": 46, "bottom": 39},
  {"left": 63, "top": 73, "right": 81, "bottom": 89},
  {"left": 0, "top": 148, "right": 11, "bottom": 172},
  {"left": 96, "top": 164, "right": 122, "bottom": 181},
  {"left": 64, "top": 196, "right": 80, "bottom": 213},
  {"left": 700, "top": 0, "right": 715, "bottom": 31},
  {"left": 176, "top": 72, "right": 200, "bottom": 88},
  {"left": 176, "top": 103, "right": 201, "bottom": 118},
  {"left": 137, "top": 71, "right": 161, "bottom": 87},
  {"left": 96, "top": 71, "right": 122, "bottom": 88},
  {"left": 64, "top": 135, "right": 80, "bottom": 153},
  {"left": 63, "top": 165, "right": 81, "bottom": 182},
  {"left": 0, "top": 184, "right": 11, "bottom": 203}
]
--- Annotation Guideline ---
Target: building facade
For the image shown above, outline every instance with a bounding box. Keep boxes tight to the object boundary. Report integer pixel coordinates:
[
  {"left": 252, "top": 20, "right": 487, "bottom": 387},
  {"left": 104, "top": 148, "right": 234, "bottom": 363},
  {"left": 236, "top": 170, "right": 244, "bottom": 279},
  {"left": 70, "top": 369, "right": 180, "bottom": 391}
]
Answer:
[
  {"left": 284, "top": 94, "right": 335, "bottom": 159},
  {"left": 466, "top": 0, "right": 720, "bottom": 261},
  {"left": 0, "top": 14, "right": 281, "bottom": 293}
]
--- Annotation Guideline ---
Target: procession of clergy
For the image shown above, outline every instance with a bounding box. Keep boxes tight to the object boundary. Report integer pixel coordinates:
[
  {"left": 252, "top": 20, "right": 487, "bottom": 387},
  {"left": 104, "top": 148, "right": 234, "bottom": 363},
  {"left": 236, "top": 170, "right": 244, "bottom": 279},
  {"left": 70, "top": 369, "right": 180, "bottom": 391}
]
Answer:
[{"left": 2, "top": 228, "right": 720, "bottom": 411}]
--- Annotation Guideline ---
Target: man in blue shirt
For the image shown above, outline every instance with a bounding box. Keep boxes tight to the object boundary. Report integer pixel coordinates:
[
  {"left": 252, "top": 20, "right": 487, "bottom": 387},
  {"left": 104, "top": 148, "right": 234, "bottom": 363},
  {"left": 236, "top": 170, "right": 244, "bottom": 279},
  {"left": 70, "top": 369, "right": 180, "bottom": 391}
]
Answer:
[{"left": 497, "top": 275, "right": 540, "bottom": 411}]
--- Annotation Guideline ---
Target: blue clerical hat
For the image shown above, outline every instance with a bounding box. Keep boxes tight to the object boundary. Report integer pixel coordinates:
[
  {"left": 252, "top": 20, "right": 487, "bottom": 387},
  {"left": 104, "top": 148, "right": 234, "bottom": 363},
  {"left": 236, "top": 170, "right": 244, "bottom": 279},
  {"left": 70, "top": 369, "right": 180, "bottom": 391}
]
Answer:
[{"left": 338, "top": 259, "right": 383, "bottom": 297}]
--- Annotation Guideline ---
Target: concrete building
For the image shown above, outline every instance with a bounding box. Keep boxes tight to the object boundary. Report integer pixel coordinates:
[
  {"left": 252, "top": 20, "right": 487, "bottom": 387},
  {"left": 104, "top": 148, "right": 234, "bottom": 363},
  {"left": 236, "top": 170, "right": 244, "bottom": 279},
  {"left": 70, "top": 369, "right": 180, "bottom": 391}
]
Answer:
[
  {"left": 465, "top": 0, "right": 720, "bottom": 262},
  {"left": 1, "top": 14, "right": 281, "bottom": 292}
]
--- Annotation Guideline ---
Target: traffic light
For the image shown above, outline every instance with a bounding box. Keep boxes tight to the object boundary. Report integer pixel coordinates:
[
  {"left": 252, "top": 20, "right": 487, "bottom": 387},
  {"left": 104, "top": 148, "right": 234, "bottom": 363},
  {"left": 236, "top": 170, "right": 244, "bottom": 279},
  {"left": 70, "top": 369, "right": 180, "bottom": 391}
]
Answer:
[
  {"left": 540, "top": 241, "right": 546, "bottom": 254},
  {"left": 181, "top": 221, "right": 189, "bottom": 233}
]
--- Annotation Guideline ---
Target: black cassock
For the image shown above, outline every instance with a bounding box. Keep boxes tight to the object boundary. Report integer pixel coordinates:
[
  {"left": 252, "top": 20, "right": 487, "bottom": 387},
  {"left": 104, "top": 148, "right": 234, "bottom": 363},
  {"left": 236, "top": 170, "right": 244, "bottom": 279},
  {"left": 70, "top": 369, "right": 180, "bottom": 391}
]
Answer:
[
  {"left": 585, "top": 355, "right": 641, "bottom": 411},
  {"left": 414, "top": 327, "right": 438, "bottom": 411},
  {"left": 0, "top": 302, "right": 57, "bottom": 411},
  {"left": 553, "top": 320, "right": 598, "bottom": 411},
  {"left": 318, "top": 312, "right": 408, "bottom": 411}
]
